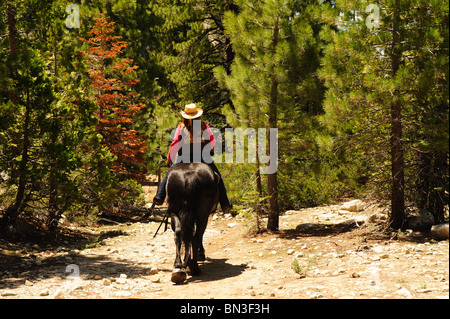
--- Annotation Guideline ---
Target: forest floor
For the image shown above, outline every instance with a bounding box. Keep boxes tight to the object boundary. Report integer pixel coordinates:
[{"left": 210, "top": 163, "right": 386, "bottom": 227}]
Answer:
[{"left": 0, "top": 192, "right": 448, "bottom": 299}]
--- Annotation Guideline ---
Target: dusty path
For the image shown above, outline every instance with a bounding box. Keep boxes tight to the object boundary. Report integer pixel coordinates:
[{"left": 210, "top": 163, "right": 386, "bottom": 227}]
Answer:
[{"left": 1, "top": 203, "right": 448, "bottom": 299}]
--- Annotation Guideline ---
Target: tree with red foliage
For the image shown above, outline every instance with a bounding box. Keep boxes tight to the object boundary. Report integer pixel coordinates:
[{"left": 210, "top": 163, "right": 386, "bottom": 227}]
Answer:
[{"left": 78, "top": 14, "right": 147, "bottom": 181}]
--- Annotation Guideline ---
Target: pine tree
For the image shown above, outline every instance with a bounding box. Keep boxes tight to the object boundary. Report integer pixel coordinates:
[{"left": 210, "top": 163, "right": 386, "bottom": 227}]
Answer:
[
  {"left": 216, "top": 0, "right": 327, "bottom": 230},
  {"left": 150, "top": 0, "right": 237, "bottom": 126},
  {"left": 78, "top": 14, "right": 148, "bottom": 182},
  {"left": 319, "top": 0, "right": 449, "bottom": 228},
  {"left": 0, "top": 3, "right": 147, "bottom": 233},
  {"left": 0, "top": 0, "right": 96, "bottom": 232}
]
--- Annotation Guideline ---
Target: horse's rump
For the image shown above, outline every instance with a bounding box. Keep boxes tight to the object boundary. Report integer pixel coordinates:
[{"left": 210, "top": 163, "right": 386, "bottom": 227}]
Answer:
[{"left": 166, "top": 163, "right": 218, "bottom": 211}]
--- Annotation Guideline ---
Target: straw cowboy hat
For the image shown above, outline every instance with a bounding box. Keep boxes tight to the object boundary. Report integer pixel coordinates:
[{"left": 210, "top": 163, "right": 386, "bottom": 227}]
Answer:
[{"left": 181, "top": 103, "right": 203, "bottom": 119}]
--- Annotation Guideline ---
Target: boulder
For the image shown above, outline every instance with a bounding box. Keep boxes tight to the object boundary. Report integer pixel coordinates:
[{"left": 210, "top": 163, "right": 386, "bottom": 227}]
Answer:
[
  {"left": 404, "top": 208, "right": 435, "bottom": 231},
  {"left": 430, "top": 223, "right": 449, "bottom": 241}
]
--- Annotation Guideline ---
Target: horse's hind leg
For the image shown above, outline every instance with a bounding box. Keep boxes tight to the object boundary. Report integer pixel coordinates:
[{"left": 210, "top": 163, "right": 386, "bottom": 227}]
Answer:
[
  {"left": 170, "top": 214, "right": 187, "bottom": 284},
  {"left": 190, "top": 216, "right": 208, "bottom": 275},
  {"left": 195, "top": 223, "right": 207, "bottom": 262},
  {"left": 182, "top": 230, "right": 192, "bottom": 269}
]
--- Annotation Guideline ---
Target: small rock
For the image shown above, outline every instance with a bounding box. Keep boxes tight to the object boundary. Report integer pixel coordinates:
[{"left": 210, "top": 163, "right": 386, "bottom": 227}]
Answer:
[
  {"left": 287, "top": 249, "right": 295, "bottom": 255},
  {"left": 102, "top": 279, "right": 111, "bottom": 286},
  {"left": 39, "top": 289, "right": 50, "bottom": 297},
  {"left": 51, "top": 289, "right": 65, "bottom": 299},
  {"left": 3, "top": 250, "right": 16, "bottom": 256},
  {"left": 373, "top": 246, "right": 383, "bottom": 253},
  {"left": 149, "top": 275, "right": 161, "bottom": 283},
  {"left": 431, "top": 223, "right": 449, "bottom": 241},
  {"left": 350, "top": 272, "right": 361, "bottom": 278},
  {"left": 395, "top": 287, "right": 413, "bottom": 299},
  {"left": 1, "top": 291, "right": 17, "bottom": 297},
  {"left": 116, "top": 277, "right": 127, "bottom": 284},
  {"left": 25, "top": 280, "right": 33, "bottom": 286},
  {"left": 416, "top": 288, "right": 433, "bottom": 294},
  {"left": 149, "top": 265, "right": 159, "bottom": 275},
  {"left": 250, "top": 291, "right": 256, "bottom": 296},
  {"left": 94, "top": 275, "right": 102, "bottom": 280},
  {"left": 72, "top": 282, "right": 85, "bottom": 291},
  {"left": 368, "top": 213, "right": 387, "bottom": 224},
  {"left": 115, "top": 291, "right": 132, "bottom": 297}
]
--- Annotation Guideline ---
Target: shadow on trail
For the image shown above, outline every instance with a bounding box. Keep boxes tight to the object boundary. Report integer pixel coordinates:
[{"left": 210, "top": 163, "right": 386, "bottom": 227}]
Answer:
[
  {"left": 186, "top": 258, "right": 247, "bottom": 284},
  {"left": 278, "top": 219, "right": 365, "bottom": 239},
  {"left": 0, "top": 249, "right": 151, "bottom": 291},
  {"left": 99, "top": 206, "right": 168, "bottom": 225}
]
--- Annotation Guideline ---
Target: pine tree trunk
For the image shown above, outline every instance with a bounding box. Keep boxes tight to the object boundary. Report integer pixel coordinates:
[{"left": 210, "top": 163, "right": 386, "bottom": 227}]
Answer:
[
  {"left": 267, "top": 17, "right": 279, "bottom": 231},
  {"left": 389, "top": 0, "right": 405, "bottom": 229},
  {"left": 255, "top": 142, "right": 262, "bottom": 233},
  {"left": 47, "top": 127, "right": 60, "bottom": 232},
  {"left": 7, "top": 3, "right": 18, "bottom": 105}
]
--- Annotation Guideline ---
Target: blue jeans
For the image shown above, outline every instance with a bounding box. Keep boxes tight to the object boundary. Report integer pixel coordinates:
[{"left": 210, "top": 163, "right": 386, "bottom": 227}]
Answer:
[{"left": 154, "top": 160, "right": 231, "bottom": 209}]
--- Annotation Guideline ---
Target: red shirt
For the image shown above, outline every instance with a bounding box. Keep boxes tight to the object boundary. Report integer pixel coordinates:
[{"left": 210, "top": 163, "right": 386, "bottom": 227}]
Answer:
[{"left": 167, "top": 123, "right": 215, "bottom": 163}]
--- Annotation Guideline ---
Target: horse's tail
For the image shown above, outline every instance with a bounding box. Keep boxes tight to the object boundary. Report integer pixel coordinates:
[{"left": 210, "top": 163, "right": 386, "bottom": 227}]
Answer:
[{"left": 179, "top": 175, "right": 198, "bottom": 242}]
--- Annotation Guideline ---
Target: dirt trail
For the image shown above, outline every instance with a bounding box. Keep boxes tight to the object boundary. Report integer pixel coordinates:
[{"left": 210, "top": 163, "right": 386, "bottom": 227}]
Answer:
[{"left": 0, "top": 202, "right": 449, "bottom": 299}]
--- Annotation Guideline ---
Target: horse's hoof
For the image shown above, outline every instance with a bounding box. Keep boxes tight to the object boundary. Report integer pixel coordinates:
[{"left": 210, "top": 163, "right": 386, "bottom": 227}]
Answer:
[{"left": 171, "top": 268, "right": 187, "bottom": 284}]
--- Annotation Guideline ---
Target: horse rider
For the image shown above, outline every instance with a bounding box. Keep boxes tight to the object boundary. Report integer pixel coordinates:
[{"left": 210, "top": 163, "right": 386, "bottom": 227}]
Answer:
[{"left": 152, "top": 103, "right": 233, "bottom": 215}]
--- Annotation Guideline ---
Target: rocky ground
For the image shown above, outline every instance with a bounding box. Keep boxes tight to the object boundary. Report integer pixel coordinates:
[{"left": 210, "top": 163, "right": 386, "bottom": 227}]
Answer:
[{"left": 0, "top": 200, "right": 448, "bottom": 299}]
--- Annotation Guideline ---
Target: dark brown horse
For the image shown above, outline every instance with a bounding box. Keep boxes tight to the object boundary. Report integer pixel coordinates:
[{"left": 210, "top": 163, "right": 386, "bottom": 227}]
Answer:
[{"left": 166, "top": 163, "right": 219, "bottom": 284}]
